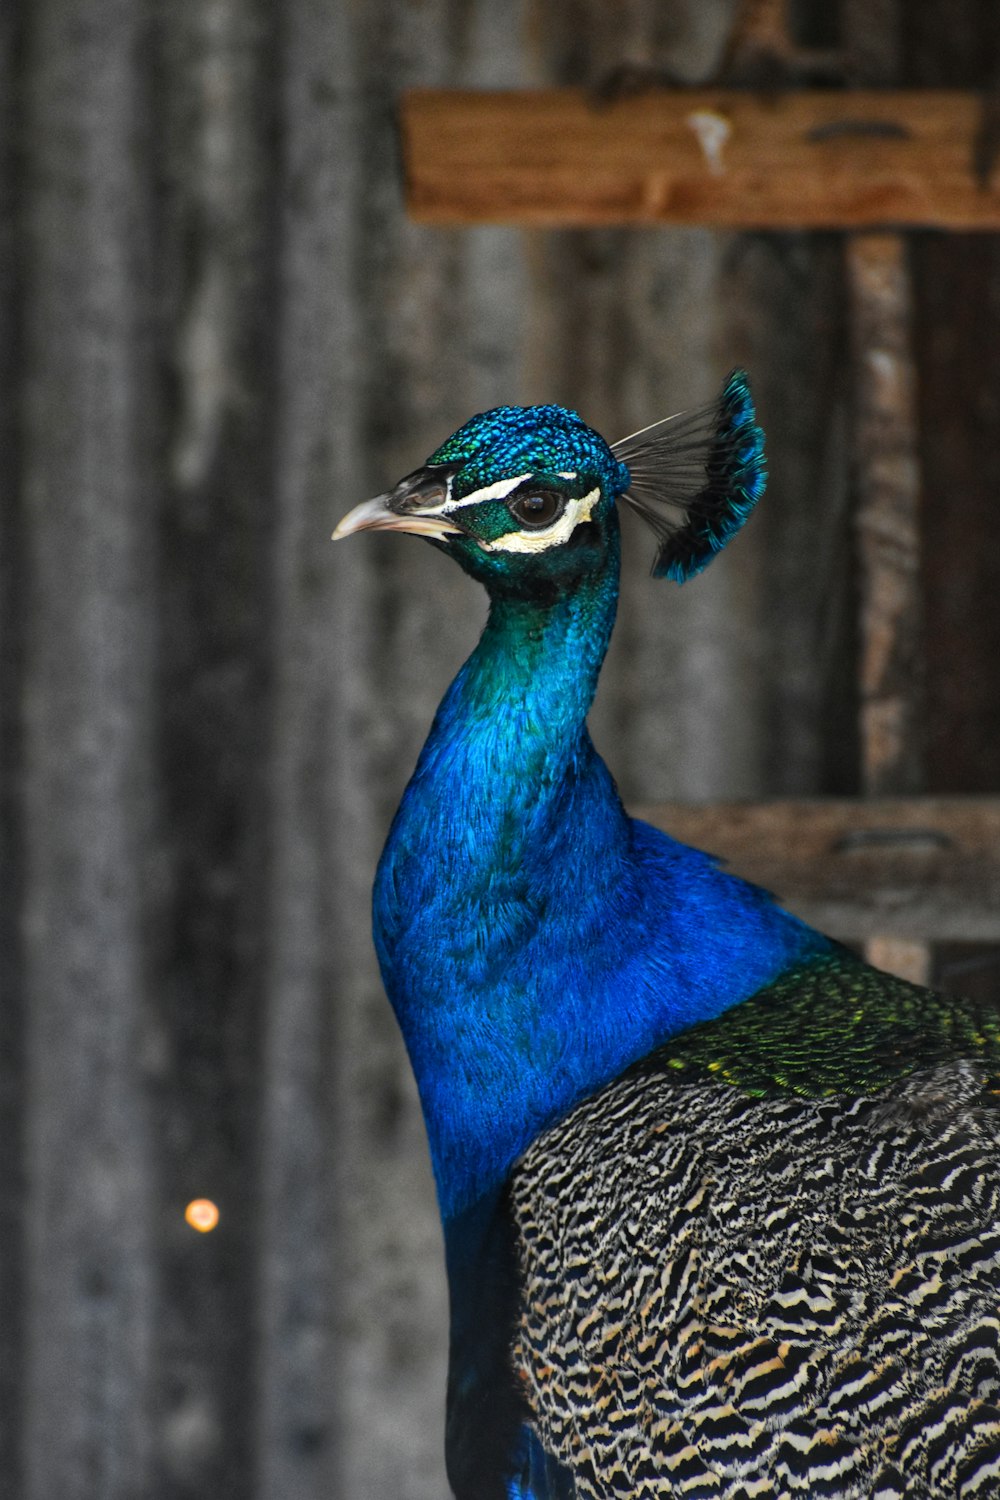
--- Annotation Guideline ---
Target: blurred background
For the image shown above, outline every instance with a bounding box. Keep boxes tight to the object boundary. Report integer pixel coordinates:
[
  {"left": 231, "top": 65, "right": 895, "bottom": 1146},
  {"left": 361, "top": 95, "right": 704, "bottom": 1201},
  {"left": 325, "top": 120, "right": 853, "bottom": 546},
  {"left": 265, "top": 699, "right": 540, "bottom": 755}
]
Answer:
[{"left": 2, "top": 1, "right": 999, "bottom": 1497}]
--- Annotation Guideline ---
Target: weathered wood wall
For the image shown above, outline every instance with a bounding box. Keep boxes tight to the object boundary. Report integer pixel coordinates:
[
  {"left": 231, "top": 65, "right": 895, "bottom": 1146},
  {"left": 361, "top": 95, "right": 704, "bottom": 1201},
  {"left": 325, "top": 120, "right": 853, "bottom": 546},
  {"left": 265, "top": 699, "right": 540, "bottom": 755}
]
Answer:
[{"left": 0, "top": 1, "right": 996, "bottom": 1498}]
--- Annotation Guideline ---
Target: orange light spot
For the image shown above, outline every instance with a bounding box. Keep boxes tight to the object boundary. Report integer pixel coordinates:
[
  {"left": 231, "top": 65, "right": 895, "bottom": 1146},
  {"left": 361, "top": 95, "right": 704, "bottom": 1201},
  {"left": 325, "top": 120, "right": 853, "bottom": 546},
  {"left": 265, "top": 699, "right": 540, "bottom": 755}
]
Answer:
[{"left": 185, "top": 1199, "right": 220, "bottom": 1233}]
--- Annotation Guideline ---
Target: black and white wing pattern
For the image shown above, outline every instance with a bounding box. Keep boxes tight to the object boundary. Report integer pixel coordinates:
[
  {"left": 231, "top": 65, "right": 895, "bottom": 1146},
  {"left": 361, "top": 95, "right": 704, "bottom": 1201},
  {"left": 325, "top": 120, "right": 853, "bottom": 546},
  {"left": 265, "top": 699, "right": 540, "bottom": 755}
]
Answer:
[{"left": 509, "top": 967, "right": 1000, "bottom": 1499}]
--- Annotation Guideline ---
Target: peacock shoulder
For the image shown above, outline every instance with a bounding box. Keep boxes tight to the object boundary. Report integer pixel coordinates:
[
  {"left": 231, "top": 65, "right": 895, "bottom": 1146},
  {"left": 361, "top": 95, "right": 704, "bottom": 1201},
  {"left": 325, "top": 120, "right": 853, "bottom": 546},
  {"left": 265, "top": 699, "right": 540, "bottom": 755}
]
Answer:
[{"left": 653, "top": 946, "right": 1000, "bottom": 1097}]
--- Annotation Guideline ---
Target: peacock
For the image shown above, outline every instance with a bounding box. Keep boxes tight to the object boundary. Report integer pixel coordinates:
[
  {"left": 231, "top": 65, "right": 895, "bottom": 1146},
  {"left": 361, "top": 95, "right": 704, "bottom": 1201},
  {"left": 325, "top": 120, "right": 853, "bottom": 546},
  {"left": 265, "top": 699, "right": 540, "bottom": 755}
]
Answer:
[{"left": 333, "top": 372, "right": 1000, "bottom": 1500}]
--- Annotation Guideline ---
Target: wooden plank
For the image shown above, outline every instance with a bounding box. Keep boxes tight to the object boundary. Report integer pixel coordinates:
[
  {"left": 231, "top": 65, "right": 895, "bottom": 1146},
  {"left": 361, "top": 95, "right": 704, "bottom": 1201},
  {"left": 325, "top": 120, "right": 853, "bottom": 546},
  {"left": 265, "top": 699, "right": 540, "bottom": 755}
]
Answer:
[
  {"left": 402, "top": 89, "right": 1000, "bottom": 228},
  {"left": 842, "top": 1, "right": 932, "bottom": 985},
  {"left": 847, "top": 232, "right": 929, "bottom": 981},
  {"left": 630, "top": 798, "right": 1000, "bottom": 942}
]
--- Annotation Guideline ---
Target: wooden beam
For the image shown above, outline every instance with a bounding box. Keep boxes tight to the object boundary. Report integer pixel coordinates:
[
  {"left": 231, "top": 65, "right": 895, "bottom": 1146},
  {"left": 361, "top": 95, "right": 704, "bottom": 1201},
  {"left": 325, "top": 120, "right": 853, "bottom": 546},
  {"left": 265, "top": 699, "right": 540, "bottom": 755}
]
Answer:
[
  {"left": 840, "top": 3, "right": 933, "bottom": 985},
  {"left": 402, "top": 89, "right": 1000, "bottom": 229},
  {"left": 629, "top": 797, "right": 1000, "bottom": 943},
  {"left": 847, "top": 233, "right": 930, "bottom": 981}
]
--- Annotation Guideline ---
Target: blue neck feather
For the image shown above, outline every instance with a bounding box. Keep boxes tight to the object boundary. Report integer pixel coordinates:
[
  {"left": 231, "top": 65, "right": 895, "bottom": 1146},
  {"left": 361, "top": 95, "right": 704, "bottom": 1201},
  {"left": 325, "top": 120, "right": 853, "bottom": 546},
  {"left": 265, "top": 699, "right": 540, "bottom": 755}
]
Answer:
[{"left": 374, "top": 512, "right": 829, "bottom": 1228}]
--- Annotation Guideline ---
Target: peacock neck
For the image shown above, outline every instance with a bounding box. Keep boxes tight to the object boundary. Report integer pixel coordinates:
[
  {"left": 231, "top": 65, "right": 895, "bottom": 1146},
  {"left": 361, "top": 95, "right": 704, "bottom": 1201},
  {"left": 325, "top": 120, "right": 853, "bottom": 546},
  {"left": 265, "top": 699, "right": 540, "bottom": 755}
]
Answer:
[
  {"left": 374, "top": 518, "right": 829, "bottom": 1227},
  {"left": 428, "top": 525, "right": 621, "bottom": 804}
]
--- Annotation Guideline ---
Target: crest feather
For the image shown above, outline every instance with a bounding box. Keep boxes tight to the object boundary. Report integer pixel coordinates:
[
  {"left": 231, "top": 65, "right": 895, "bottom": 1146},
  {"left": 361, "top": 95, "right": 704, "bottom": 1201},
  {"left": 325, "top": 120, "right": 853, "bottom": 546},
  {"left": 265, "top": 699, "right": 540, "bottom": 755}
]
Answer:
[{"left": 612, "top": 369, "right": 766, "bottom": 582}]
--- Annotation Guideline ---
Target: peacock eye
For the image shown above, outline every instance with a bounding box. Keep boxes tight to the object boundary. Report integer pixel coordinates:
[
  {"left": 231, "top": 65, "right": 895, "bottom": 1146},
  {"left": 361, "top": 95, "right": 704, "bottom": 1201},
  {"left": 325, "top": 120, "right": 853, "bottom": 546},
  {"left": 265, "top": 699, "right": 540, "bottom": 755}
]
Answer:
[{"left": 508, "top": 490, "right": 565, "bottom": 530}]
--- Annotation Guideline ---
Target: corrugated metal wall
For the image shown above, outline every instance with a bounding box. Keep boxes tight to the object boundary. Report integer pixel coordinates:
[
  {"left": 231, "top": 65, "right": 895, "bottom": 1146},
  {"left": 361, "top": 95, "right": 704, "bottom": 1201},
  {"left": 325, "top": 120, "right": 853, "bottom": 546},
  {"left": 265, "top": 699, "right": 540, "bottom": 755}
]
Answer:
[{"left": 1, "top": 1, "right": 997, "bottom": 1498}]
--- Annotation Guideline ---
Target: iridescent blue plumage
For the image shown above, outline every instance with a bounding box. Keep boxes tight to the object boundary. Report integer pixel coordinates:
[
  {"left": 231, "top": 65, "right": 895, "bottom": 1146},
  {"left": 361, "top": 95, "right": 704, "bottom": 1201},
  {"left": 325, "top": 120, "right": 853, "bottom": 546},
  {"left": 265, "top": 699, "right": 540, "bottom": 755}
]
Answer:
[
  {"left": 333, "top": 374, "right": 1000, "bottom": 1499},
  {"left": 428, "top": 402, "right": 631, "bottom": 504},
  {"left": 371, "top": 497, "right": 826, "bottom": 1224}
]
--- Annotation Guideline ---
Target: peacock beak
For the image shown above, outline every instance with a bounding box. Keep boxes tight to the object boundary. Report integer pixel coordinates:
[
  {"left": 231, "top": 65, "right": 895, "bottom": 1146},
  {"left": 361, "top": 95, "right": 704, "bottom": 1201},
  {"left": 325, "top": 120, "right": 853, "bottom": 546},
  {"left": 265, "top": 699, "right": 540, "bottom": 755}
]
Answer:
[
  {"left": 332, "top": 464, "right": 466, "bottom": 542},
  {"left": 331, "top": 493, "right": 460, "bottom": 542}
]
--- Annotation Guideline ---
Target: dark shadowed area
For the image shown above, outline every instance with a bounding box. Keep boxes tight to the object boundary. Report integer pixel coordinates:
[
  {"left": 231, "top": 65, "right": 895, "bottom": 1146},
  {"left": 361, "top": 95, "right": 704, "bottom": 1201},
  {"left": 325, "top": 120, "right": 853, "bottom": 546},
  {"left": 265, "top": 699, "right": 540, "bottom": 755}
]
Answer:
[{"left": 0, "top": 1, "right": 997, "bottom": 1497}]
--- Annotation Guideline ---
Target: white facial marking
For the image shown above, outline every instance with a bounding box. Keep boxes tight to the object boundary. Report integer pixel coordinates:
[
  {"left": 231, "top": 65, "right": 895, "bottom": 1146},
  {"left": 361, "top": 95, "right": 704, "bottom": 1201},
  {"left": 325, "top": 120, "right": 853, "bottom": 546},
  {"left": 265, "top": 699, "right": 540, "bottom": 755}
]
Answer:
[
  {"left": 445, "top": 473, "right": 533, "bottom": 510},
  {"left": 481, "top": 486, "right": 602, "bottom": 554}
]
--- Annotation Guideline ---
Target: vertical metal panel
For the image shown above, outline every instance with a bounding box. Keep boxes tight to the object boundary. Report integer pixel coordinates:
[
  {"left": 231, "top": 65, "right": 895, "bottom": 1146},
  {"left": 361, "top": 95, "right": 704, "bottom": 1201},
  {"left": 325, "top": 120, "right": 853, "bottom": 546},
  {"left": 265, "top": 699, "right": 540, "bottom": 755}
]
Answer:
[
  {"left": 721, "top": 233, "right": 858, "bottom": 795},
  {"left": 0, "top": 7, "right": 25, "bottom": 1497},
  {"left": 19, "top": 1, "right": 158, "bottom": 1495},
  {"left": 590, "top": 228, "right": 765, "bottom": 803},
  {"left": 153, "top": 1, "right": 276, "bottom": 1495},
  {"left": 257, "top": 1, "right": 351, "bottom": 1492}
]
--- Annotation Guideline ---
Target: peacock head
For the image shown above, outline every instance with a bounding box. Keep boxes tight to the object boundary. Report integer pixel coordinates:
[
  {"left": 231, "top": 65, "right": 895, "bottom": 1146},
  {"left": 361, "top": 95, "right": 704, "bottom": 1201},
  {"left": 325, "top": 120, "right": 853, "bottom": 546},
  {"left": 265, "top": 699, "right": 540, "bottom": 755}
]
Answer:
[{"left": 333, "top": 371, "right": 766, "bottom": 596}]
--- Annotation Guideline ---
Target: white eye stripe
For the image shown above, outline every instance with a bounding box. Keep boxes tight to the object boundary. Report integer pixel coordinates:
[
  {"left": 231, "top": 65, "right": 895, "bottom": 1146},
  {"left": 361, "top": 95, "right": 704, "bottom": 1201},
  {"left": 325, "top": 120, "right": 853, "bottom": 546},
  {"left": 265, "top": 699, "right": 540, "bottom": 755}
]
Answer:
[
  {"left": 443, "top": 473, "right": 533, "bottom": 510},
  {"left": 432, "top": 471, "right": 587, "bottom": 514},
  {"left": 480, "top": 486, "right": 602, "bottom": 554}
]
